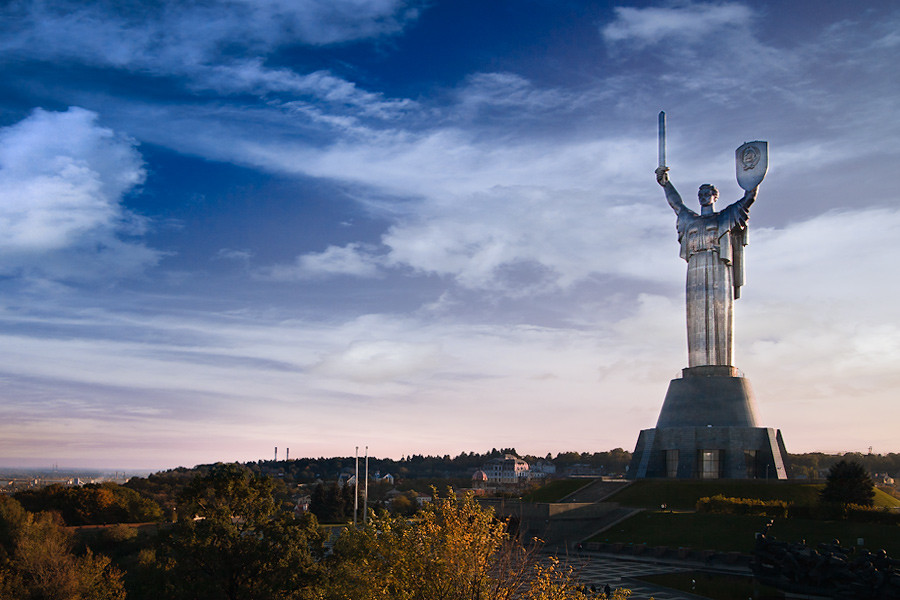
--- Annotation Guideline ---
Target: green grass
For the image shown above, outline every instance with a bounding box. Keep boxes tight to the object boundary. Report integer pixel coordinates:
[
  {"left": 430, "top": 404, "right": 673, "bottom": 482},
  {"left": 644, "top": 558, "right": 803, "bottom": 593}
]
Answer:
[
  {"left": 873, "top": 488, "right": 900, "bottom": 508},
  {"left": 603, "top": 479, "right": 900, "bottom": 510},
  {"left": 590, "top": 511, "right": 900, "bottom": 555},
  {"left": 521, "top": 479, "right": 592, "bottom": 503},
  {"left": 605, "top": 480, "right": 827, "bottom": 510}
]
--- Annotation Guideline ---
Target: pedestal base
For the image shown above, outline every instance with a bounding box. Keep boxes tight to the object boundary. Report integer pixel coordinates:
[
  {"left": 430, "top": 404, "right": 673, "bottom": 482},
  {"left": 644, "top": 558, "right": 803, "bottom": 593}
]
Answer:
[
  {"left": 628, "top": 425, "right": 788, "bottom": 479},
  {"left": 627, "top": 367, "right": 789, "bottom": 479}
]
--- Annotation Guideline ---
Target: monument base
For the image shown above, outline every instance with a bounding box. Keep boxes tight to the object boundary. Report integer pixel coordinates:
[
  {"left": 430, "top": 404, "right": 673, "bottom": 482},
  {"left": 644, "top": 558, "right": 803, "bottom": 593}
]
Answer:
[
  {"left": 628, "top": 425, "right": 788, "bottom": 479},
  {"left": 627, "top": 367, "right": 789, "bottom": 479}
]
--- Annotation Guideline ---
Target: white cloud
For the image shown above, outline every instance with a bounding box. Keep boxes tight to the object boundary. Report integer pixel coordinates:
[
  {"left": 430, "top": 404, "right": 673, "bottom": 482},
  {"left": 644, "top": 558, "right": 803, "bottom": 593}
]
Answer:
[
  {"left": 0, "top": 107, "right": 159, "bottom": 280},
  {"left": 1, "top": 0, "right": 420, "bottom": 103},
  {"left": 261, "top": 243, "right": 383, "bottom": 280},
  {"left": 312, "top": 339, "right": 442, "bottom": 383},
  {"left": 602, "top": 3, "right": 753, "bottom": 45},
  {"left": 2, "top": 0, "right": 418, "bottom": 61}
]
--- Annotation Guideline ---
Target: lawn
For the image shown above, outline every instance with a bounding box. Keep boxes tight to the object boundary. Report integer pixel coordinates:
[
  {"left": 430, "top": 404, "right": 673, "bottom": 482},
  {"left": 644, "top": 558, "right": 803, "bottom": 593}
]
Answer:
[
  {"left": 521, "top": 479, "right": 592, "bottom": 503},
  {"left": 604, "top": 479, "right": 900, "bottom": 510},
  {"left": 590, "top": 510, "right": 900, "bottom": 555}
]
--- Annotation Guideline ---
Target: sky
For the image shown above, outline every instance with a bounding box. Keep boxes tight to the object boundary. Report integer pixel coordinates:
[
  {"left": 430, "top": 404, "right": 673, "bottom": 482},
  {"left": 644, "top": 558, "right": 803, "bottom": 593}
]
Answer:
[{"left": 0, "top": 0, "right": 898, "bottom": 471}]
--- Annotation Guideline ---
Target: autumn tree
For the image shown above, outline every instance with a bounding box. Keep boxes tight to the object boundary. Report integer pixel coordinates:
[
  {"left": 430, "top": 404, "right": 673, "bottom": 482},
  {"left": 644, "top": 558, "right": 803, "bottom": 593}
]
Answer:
[
  {"left": 0, "top": 495, "right": 126, "bottom": 600},
  {"left": 15, "top": 482, "right": 163, "bottom": 525},
  {"left": 325, "top": 489, "right": 620, "bottom": 600}
]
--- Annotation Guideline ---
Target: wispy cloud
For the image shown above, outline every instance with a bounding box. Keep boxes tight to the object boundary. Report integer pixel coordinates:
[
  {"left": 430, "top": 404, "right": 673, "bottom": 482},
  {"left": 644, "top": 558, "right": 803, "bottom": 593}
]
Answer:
[
  {"left": 602, "top": 3, "right": 753, "bottom": 46},
  {"left": 1, "top": 0, "right": 421, "bottom": 105},
  {"left": 2, "top": 0, "right": 419, "bottom": 62},
  {"left": 260, "top": 243, "right": 383, "bottom": 280}
]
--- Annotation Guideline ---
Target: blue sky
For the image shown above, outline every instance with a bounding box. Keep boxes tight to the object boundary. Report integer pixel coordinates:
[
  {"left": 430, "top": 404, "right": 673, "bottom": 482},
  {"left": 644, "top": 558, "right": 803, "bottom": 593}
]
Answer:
[{"left": 1, "top": 0, "right": 898, "bottom": 470}]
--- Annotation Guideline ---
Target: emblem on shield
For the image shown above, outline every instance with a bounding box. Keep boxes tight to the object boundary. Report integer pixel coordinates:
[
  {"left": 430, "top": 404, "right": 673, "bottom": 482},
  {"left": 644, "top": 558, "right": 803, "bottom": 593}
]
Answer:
[{"left": 735, "top": 141, "right": 768, "bottom": 190}]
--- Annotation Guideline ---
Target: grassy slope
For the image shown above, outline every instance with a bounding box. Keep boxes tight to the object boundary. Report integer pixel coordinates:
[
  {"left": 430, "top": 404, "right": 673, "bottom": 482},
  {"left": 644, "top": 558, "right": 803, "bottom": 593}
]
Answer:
[
  {"left": 605, "top": 479, "right": 900, "bottom": 510},
  {"left": 591, "top": 480, "right": 900, "bottom": 554},
  {"left": 521, "top": 479, "right": 591, "bottom": 503}
]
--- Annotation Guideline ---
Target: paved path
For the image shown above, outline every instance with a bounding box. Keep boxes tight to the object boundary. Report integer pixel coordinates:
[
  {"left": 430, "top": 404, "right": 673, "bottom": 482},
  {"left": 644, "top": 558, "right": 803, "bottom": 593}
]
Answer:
[{"left": 554, "top": 554, "right": 710, "bottom": 600}]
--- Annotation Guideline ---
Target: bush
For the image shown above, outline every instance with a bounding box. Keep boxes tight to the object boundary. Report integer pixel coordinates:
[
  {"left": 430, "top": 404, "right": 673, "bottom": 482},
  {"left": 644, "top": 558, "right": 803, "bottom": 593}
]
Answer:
[{"left": 696, "top": 495, "right": 788, "bottom": 518}]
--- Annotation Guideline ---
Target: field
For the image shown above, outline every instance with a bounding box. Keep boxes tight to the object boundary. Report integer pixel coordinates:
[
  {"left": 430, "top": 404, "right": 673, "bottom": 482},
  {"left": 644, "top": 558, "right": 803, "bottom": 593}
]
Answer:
[
  {"left": 604, "top": 479, "right": 900, "bottom": 510},
  {"left": 521, "top": 479, "right": 592, "bottom": 503}
]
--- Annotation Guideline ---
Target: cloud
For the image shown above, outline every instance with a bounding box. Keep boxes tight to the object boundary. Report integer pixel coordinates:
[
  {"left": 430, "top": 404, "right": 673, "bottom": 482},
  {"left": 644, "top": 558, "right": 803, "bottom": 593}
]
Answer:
[
  {"left": 0, "top": 107, "right": 159, "bottom": 280},
  {"left": 261, "top": 243, "right": 383, "bottom": 280},
  {"left": 380, "top": 186, "right": 677, "bottom": 294},
  {"left": 1, "top": 0, "right": 420, "bottom": 103},
  {"left": 312, "top": 339, "right": 442, "bottom": 383},
  {"left": 2, "top": 0, "right": 419, "bottom": 61},
  {"left": 602, "top": 2, "right": 753, "bottom": 46}
]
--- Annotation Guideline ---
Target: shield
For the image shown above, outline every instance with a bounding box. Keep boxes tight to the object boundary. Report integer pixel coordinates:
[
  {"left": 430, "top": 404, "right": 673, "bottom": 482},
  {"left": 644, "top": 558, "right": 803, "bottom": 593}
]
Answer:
[{"left": 735, "top": 141, "right": 768, "bottom": 190}]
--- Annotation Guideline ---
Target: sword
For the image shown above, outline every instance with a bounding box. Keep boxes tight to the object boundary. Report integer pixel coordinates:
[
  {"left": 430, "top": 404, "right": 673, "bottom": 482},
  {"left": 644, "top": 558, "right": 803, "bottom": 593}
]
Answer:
[{"left": 658, "top": 111, "right": 666, "bottom": 169}]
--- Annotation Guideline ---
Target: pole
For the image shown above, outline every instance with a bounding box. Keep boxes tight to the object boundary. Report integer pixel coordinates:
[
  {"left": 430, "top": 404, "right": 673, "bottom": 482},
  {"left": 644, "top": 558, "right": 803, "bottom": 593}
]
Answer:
[
  {"left": 354, "top": 447, "right": 360, "bottom": 527},
  {"left": 364, "top": 446, "right": 369, "bottom": 525},
  {"left": 658, "top": 111, "right": 667, "bottom": 169}
]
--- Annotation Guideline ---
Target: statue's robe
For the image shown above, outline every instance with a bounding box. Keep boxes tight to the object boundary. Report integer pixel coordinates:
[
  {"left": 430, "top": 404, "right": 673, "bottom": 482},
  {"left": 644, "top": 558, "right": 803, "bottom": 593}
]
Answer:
[{"left": 675, "top": 196, "right": 752, "bottom": 367}]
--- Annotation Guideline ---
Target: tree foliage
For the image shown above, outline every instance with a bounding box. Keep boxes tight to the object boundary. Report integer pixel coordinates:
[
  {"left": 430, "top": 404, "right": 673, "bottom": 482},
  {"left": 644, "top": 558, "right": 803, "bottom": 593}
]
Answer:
[
  {"left": 0, "top": 495, "right": 126, "bottom": 600},
  {"left": 151, "top": 463, "right": 324, "bottom": 600},
  {"left": 324, "top": 489, "right": 615, "bottom": 600},
  {"left": 820, "top": 459, "right": 876, "bottom": 507},
  {"left": 15, "top": 482, "right": 163, "bottom": 526}
]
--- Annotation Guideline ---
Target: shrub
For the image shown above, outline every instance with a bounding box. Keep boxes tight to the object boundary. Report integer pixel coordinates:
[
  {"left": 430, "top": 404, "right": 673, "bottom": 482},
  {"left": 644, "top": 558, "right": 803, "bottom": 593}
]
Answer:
[{"left": 696, "top": 495, "right": 788, "bottom": 518}]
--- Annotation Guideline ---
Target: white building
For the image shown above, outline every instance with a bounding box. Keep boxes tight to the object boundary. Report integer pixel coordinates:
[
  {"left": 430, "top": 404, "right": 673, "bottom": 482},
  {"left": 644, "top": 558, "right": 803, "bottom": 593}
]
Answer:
[{"left": 482, "top": 454, "right": 529, "bottom": 485}]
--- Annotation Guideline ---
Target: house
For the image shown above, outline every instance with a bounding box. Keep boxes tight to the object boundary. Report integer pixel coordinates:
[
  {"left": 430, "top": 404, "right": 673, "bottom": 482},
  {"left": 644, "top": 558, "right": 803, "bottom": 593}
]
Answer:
[{"left": 481, "top": 454, "right": 529, "bottom": 485}]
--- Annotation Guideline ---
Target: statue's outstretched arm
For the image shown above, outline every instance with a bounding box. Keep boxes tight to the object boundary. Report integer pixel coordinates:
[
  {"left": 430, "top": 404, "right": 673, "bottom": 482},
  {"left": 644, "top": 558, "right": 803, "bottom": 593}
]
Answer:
[
  {"left": 656, "top": 167, "right": 685, "bottom": 214},
  {"left": 663, "top": 182, "right": 686, "bottom": 214},
  {"left": 721, "top": 185, "right": 758, "bottom": 231},
  {"left": 739, "top": 186, "right": 758, "bottom": 209}
]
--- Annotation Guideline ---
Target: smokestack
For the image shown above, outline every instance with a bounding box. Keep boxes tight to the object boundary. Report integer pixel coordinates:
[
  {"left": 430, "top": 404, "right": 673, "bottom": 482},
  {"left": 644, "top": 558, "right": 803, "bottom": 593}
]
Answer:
[
  {"left": 286, "top": 447, "right": 289, "bottom": 461},
  {"left": 274, "top": 446, "right": 278, "bottom": 462},
  {"left": 364, "top": 446, "right": 369, "bottom": 525}
]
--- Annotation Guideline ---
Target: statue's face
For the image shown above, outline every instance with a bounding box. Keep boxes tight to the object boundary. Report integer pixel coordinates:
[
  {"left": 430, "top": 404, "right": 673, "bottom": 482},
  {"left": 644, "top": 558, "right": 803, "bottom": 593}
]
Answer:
[{"left": 698, "top": 186, "right": 718, "bottom": 207}]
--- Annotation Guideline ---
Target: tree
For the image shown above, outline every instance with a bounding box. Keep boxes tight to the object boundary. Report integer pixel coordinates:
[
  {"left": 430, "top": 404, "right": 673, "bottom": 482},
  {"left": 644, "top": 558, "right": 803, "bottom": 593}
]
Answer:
[
  {"left": 15, "top": 482, "right": 163, "bottom": 525},
  {"left": 153, "top": 463, "right": 324, "bottom": 600},
  {"left": 820, "top": 459, "right": 876, "bottom": 507},
  {"left": 325, "top": 489, "right": 622, "bottom": 600},
  {"left": 0, "top": 495, "right": 126, "bottom": 600}
]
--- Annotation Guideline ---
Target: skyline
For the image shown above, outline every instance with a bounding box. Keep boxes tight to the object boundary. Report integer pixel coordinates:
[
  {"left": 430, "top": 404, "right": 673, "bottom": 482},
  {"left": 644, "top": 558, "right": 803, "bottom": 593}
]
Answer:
[{"left": 1, "top": 1, "right": 898, "bottom": 470}]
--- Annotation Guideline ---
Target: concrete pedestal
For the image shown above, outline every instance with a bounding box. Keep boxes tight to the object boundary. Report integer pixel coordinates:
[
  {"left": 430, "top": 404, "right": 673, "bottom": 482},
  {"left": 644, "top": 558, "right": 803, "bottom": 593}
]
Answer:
[{"left": 627, "top": 366, "right": 789, "bottom": 479}]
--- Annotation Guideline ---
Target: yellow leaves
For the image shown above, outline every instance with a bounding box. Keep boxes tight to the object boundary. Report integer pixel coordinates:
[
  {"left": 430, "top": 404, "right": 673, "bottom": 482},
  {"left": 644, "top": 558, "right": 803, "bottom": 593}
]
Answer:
[{"left": 326, "top": 489, "right": 602, "bottom": 600}]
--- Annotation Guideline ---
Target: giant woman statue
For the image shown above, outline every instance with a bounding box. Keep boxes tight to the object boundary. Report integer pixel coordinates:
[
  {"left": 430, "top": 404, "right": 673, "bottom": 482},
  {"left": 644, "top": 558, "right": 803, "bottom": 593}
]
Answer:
[{"left": 654, "top": 165, "right": 758, "bottom": 367}]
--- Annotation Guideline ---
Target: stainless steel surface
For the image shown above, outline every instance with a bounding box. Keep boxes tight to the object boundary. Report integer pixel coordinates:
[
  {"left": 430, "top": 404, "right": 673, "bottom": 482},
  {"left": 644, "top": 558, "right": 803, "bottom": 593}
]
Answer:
[
  {"left": 658, "top": 111, "right": 666, "bottom": 168},
  {"left": 735, "top": 141, "right": 768, "bottom": 191},
  {"left": 661, "top": 177, "right": 757, "bottom": 367}
]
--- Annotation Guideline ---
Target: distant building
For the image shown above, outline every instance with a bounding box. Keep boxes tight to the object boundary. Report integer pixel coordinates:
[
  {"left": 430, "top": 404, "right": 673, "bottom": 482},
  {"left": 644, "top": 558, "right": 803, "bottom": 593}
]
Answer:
[
  {"left": 482, "top": 454, "right": 529, "bottom": 485},
  {"left": 530, "top": 460, "right": 557, "bottom": 479},
  {"left": 874, "top": 473, "right": 895, "bottom": 486},
  {"left": 565, "top": 463, "right": 603, "bottom": 478},
  {"left": 471, "top": 470, "right": 488, "bottom": 488},
  {"left": 294, "top": 495, "right": 311, "bottom": 514}
]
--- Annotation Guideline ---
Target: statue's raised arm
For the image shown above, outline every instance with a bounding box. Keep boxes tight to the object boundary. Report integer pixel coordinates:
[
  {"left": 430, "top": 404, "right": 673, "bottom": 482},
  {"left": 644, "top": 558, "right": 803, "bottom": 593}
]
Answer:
[{"left": 655, "top": 166, "right": 688, "bottom": 215}]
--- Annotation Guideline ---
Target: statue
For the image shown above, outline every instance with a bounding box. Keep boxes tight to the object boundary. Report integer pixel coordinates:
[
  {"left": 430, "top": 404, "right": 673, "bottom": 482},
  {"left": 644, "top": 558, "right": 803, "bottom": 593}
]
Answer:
[
  {"left": 625, "top": 115, "right": 785, "bottom": 481},
  {"left": 654, "top": 112, "right": 767, "bottom": 367}
]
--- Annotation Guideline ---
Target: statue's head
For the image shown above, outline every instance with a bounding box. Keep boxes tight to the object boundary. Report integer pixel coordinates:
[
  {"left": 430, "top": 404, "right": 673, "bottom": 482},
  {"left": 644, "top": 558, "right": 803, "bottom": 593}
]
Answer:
[{"left": 698, "top": 184, "right": 719, "bottom": 207}]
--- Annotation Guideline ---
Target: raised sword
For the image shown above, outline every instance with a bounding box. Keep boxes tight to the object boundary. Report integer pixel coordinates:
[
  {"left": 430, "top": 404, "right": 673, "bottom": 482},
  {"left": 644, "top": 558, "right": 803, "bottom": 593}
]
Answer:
[{"left": 658, "top": 111, "right": 666, "bottom": 169}]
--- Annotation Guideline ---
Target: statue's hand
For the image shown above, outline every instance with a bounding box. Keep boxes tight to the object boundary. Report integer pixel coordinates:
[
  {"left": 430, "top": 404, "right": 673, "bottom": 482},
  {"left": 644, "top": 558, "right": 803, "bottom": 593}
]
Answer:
[{"left": 655, "top": 166, "right": 669, "bottom": 186}]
